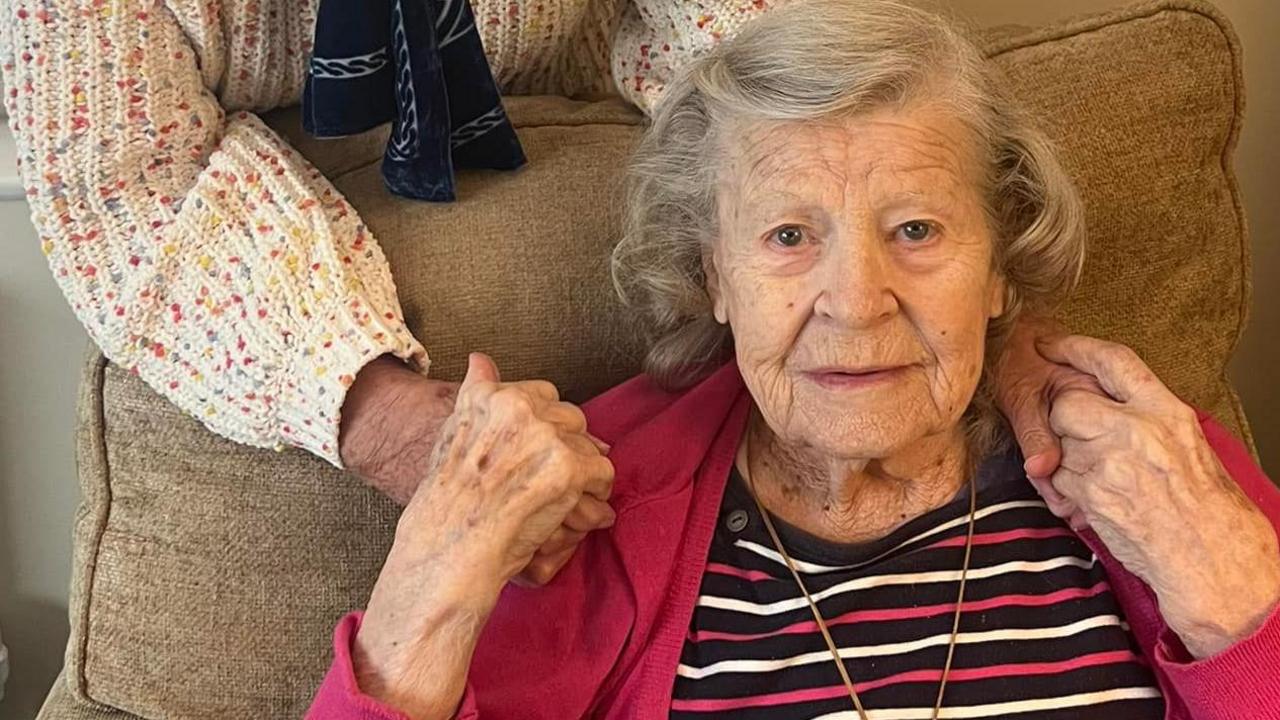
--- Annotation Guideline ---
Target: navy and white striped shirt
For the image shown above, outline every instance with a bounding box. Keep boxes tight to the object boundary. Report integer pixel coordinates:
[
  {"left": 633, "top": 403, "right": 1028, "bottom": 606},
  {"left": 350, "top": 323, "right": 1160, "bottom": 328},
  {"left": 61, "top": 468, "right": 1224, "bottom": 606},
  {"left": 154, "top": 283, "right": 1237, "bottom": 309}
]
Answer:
[{"left": 671, "top": 448, "right": 1165, "bottom": 719}]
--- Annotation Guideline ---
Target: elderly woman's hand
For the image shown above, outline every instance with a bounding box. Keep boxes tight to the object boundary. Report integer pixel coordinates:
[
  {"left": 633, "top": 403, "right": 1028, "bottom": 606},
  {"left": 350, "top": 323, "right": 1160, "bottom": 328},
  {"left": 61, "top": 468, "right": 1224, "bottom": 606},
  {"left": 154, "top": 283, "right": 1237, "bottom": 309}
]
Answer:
[
  {"left": 350, "top": 352, "right": 616, "bottom": 718},
  {"left": 1039, "top": 334, "right": 1280, "bottom": 659},
  {"left": 406, "top": 352, "right": 616, "bottom": 584},
  {"left": 340, "top": 354, "right": 612, "bottom": 586}
]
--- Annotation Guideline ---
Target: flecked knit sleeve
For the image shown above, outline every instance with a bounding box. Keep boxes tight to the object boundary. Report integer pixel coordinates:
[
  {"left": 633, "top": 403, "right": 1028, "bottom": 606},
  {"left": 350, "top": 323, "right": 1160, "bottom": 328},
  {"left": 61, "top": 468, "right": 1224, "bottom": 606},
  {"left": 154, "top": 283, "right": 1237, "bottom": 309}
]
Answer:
[
  {"left": 611, "top": 0, "right": 781, "bottom": 112},
  {"left": 1, "top": 0, "right": 428, "bottom": 465}
]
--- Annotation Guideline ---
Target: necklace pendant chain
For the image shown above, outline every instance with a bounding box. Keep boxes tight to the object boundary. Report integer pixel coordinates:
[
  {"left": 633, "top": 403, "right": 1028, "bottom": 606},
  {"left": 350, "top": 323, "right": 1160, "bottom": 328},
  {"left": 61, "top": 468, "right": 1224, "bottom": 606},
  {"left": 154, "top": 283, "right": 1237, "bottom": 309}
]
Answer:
[{"left": 741, "top": 440, "right": 978, "bottom": 720}]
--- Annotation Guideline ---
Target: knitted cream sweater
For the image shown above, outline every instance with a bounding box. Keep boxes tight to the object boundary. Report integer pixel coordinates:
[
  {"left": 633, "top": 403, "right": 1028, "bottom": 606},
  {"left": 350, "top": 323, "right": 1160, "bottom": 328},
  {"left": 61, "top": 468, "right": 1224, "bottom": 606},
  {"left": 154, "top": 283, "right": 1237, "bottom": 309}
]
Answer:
[{"left": 0, "top": 0, "right": 775, "bottom": 466}]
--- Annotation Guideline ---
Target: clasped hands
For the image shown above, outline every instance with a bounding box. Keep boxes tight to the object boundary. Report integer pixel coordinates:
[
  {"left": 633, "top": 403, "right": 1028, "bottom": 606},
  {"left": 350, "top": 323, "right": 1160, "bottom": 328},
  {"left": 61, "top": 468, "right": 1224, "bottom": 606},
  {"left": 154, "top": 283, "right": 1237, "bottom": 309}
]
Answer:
[{"left": 996, "top": 318, "right": 1280, "bottom": 658}]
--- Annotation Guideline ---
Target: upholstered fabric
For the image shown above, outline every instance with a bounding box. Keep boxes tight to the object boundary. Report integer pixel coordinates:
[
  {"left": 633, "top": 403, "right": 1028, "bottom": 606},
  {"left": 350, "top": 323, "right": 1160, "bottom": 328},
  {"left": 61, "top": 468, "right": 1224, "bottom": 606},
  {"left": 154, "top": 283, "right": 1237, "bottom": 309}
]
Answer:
[
  {"left": 39, "top": 2, "right": 1256, "bottom": 718},
  {"left": 39, "top": 674, "right": 137, "bottom": 720}
]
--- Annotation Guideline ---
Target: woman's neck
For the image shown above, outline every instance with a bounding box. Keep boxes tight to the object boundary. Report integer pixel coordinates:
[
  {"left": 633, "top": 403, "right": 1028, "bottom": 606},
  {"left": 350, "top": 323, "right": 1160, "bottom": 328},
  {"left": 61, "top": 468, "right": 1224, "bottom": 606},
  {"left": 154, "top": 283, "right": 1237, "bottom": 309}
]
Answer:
[{"left": 739, "top": 410, "right": 971, "bottom": 544}]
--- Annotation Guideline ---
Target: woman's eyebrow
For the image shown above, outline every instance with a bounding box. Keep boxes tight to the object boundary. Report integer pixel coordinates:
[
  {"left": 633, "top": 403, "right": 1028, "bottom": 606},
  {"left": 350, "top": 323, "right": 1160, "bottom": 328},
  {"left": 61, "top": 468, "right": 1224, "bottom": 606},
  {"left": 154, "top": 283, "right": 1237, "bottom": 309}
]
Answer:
[{"left": 745, "top": 200, "right": 832, "bottom": 229}]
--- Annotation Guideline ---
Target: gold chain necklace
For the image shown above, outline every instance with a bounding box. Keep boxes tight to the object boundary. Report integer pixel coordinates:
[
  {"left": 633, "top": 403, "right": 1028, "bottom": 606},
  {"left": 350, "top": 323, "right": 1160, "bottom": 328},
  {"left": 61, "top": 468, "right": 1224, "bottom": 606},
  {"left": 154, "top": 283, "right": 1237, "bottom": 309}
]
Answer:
[{"left": 738, "top": 439, "right": 978, "bottom": 720}]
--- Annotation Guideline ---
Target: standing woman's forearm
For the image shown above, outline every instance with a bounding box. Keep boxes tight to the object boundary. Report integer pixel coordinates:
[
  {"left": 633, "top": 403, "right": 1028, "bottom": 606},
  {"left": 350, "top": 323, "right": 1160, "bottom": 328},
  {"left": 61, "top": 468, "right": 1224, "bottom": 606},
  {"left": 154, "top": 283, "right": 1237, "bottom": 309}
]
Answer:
[{"left": 0, "top": 0, "right": 427, "bottom": 466}]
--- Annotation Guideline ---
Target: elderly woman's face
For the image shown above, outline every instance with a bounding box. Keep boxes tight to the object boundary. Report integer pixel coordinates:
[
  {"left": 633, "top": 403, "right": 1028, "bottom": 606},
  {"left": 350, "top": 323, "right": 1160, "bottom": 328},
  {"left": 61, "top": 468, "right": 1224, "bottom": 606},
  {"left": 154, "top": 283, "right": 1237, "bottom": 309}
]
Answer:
[{"left": 707, "top": 104, "right": 1005, "bottom": 459}]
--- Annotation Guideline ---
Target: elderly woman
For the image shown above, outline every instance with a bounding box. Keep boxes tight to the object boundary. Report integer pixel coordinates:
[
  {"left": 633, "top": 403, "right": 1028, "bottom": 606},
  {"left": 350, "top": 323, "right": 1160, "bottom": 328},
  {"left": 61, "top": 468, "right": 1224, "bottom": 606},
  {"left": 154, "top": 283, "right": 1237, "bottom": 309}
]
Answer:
[{"left": 305, "top": 2, "right": 1280, "bottom": 719}]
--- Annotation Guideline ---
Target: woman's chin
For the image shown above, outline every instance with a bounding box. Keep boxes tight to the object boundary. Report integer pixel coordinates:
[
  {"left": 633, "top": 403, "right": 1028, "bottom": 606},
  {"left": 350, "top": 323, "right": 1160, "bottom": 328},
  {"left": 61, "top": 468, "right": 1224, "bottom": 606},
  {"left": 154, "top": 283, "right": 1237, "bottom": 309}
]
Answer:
[{"left": 784, "top": 392, "right": 948, "bottom": 461}]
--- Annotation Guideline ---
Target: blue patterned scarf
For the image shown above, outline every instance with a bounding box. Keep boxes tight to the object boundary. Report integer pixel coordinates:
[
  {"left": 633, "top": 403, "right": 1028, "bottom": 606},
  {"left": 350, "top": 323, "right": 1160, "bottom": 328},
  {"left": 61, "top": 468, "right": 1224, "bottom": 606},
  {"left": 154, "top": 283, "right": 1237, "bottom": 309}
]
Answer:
[{"left": 303, "top": 0, "right": 526, "bottom": 202}]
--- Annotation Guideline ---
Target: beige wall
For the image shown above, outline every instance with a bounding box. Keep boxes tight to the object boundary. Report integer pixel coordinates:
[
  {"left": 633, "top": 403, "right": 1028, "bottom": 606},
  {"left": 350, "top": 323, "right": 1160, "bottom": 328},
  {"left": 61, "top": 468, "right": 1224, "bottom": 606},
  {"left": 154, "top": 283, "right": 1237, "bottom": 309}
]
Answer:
[{"left": 0, "top": 1, "right": 1276, "bottom": 716}]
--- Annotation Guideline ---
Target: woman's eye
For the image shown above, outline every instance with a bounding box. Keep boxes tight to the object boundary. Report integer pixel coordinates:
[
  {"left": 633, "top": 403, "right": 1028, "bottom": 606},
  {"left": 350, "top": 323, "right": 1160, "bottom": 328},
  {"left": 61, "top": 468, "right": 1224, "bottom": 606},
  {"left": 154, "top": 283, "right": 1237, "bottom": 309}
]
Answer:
[
  {"left": 771, "top": 225, "right": 806, "bottom": 247},
  {"left": 898, "top": 220, "right": 934, "bottom": 243}
]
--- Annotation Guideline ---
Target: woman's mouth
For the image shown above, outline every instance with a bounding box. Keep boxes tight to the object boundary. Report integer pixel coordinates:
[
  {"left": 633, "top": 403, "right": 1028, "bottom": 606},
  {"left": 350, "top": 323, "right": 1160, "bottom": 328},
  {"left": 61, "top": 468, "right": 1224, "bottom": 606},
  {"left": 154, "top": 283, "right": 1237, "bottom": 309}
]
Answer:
[{"left": 803, "top": 365, "right": 910, "bottom": 390}]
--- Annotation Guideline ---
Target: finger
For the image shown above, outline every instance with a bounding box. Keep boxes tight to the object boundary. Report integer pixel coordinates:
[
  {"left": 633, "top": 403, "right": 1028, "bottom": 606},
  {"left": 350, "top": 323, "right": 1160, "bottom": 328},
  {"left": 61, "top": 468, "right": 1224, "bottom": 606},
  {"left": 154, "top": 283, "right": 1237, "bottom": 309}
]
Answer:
[
  {"left": 508, "top": 378, "right": 560, "bottom": 404},
  {"left": 545, "top": 545, "right": 577, "bottom": 574},
  {"left": 515, "top": 545, "right": 578, "bottom": 587},
  {"left": 562, "top": 496, "right": 617, "bottom": 532},
  {"left": 1058, "top": 436, "right": 1100, "bottom": 475},
  {"left": 540, "top": 401, "right": 588, "bottom": 435},
  {"left": 536, "top": 525, "right": 589, "bottom": 557},
  {"left": 510, "top": 573, "right": 539, "bottom": 588},
  {"left": 549, "top": 436, "right": 615, "bottom": 500},
  {"left": 1020, "top": 363, "right": 1111, "bottom": 477},
  {"left": 1047, "top": 389, "right": 1125, "bottom": 442},
  {"left": 1047, "top": 367, "right": 1106, "bottom": 398},
  {"left": 1049, "top": 464, "right": 1089, "bottom": 505},
  {"left": 1066, "top": 512, "right": 1090, "bottom": 532},
  {"left": 513, "top": 561, "right": 560, "bottom": 587},
  {"left": 1004, "top": 381, "right": 1062, "bottom": 478},
  {"left": 587, "top": 432, "right": 611, "bottom": 455},
  {"left": 1027, "top": 475, "right": 1080, "bottom": 520},
  {"left": 1036, "top": 335, "right": 1167, "bottom": 404},
  {"left": 460, "top": 352, "right": 501, "bottom": 392},
  {"left": 560, "top": 432, "right": 603, "bottom": 457},
  {"left": 1048, "top": 439, "right": 1093, "bottom": 533},
  {"left": 577, "top": 453, "right": 616, "bottom": 501}
]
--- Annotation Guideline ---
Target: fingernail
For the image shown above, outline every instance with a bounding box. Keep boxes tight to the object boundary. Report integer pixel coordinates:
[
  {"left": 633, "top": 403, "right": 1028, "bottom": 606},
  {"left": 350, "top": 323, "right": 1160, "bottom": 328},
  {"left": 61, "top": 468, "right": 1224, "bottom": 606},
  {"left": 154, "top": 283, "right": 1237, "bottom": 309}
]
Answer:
[
  {"left": 598, "top": 506, "right": 617, "bottom": 528},
  {"left": 1023, "top": 454, "right": 1049, "bottom": 474}
]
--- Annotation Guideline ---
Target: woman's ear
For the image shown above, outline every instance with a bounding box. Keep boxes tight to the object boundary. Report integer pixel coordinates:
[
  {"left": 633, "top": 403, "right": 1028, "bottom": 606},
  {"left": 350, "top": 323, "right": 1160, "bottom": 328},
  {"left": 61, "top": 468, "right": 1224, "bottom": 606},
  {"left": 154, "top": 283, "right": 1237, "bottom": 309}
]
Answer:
[{"left": 703, "top": 246, "right": 729, "bottom": 325}]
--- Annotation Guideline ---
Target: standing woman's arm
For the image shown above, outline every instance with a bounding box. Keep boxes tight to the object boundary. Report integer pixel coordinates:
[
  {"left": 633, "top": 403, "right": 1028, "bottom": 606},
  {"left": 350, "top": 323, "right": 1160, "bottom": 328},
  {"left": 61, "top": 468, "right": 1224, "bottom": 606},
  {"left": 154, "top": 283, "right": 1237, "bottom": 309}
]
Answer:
[{"left": 1, "top": 0, "right": 433, "bottom": 468}]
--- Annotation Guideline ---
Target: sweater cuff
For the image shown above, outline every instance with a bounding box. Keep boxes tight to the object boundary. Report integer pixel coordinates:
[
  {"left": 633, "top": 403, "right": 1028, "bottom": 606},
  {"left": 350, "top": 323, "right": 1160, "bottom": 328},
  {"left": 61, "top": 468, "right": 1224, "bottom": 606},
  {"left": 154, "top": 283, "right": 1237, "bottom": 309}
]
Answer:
[
  {"left": 1154, "top": 598, "right": 1280, "bottom": 720},
  {"left": 307, "top": 612, "right": 479, "bottom": 720},
  {"left": 277, "top": 293, "right": 429, "bottom": 466}
]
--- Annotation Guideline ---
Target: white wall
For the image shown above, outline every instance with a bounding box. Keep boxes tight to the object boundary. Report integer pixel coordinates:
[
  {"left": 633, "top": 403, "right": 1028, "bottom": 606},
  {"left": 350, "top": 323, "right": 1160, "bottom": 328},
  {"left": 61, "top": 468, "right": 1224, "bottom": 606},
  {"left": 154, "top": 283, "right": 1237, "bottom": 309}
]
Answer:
[
  {"left": 0, "top": 1, "right": 1275, "bottom": 717},
  {"left": 0, "top": 195, "right": 86, "bottom": 717}
]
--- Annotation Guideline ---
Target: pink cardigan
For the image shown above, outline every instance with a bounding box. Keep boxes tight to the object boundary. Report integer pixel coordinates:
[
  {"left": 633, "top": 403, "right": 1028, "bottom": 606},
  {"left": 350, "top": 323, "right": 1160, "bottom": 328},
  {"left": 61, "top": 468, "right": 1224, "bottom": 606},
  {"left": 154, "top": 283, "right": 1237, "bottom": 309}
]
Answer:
[{"left": 307, "top": 362, "right": 1280, "bottom": 720}]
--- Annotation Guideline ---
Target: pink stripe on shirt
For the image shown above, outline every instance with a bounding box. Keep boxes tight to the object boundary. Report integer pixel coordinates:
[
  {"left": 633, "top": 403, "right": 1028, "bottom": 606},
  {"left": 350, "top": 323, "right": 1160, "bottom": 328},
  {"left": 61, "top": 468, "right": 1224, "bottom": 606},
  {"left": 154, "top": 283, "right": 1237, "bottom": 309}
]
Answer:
[{"left": 669, "top": 649, "right": 1141, "bottom": 712}]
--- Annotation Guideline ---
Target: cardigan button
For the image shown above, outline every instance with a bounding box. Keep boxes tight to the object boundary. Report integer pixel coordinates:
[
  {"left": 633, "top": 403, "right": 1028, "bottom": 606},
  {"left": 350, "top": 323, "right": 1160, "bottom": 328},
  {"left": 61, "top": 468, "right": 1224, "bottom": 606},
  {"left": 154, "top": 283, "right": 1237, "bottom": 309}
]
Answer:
[{"left": 726, "top": 509, "right": 750, "bottom": 533}]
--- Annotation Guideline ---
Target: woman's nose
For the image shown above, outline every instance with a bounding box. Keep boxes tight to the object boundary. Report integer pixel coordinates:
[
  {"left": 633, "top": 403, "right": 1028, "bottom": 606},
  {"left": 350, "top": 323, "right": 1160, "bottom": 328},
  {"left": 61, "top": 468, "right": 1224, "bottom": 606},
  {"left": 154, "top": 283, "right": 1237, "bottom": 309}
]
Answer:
[{"left": 812, "top": 230, "right": 898, "bottom": 329}]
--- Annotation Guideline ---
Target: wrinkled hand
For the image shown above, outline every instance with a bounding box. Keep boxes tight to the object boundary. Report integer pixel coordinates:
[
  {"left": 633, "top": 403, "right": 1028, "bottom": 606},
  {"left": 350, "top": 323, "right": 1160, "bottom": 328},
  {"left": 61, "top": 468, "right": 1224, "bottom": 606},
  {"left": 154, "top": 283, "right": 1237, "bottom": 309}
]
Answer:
[
  {"left": 352, "top": 353, "right": 617, "bottom": 718},
  {"left": 993, "top": 315, "right": 1103, "bottom": 529},
  {"left": 1039, "top": 334, "right": 1280, "bottom": 658},
  {"left": 339, "top": 353, "right": 612, "bottom": 586},
  {"left": 340, "top": 355, "right": 460, "bottom": 505},
  {"left": 387, "top": 349, "right": 615, "bottom": 599}
]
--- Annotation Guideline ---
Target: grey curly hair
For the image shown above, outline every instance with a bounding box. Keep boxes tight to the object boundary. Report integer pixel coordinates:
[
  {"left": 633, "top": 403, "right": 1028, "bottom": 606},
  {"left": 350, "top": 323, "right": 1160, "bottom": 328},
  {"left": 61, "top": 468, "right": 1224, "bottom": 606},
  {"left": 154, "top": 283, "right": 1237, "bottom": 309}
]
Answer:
[{"left": 611, "top": 0, "right": 1085, "bottom": 415}]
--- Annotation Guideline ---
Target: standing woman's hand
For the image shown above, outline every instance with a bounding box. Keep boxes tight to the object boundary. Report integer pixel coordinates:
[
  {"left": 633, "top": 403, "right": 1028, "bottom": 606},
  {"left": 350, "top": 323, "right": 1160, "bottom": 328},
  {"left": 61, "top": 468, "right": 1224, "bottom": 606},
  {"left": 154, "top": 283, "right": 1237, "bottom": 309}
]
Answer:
[
  {"left": 992, "top": 315, "right": 1105, "bottom": 529},
  {"left": 340, "top": 356, "right": 461, "bottom": 505},
  {"left": 1038, "top": 334, "right": 1280, "bottom": 658},
  {"left": 351, "top": 353, "right": 616, "bottom": 719}
]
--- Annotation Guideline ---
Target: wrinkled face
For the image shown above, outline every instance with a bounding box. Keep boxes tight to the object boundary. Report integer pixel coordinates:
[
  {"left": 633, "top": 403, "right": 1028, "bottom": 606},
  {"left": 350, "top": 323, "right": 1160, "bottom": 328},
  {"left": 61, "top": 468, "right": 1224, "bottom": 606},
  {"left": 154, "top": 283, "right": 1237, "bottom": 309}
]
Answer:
[{"left": 706, "top": 104, "right": 1006, "bottom": 459}]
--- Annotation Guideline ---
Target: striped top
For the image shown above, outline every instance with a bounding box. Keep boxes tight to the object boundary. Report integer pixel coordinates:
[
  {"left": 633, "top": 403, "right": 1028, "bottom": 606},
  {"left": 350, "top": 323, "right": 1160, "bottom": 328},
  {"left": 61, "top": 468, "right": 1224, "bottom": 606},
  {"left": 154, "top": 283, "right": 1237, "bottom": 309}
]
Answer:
[{"left": 671, "top": 448, "right": 1166, "bottom": 719}]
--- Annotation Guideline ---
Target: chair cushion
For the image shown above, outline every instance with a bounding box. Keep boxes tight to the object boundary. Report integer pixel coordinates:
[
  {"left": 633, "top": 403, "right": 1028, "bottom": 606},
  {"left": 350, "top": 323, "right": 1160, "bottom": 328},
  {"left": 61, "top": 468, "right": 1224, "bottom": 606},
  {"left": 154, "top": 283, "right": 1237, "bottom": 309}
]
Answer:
[{"left": 46, "top": 1, "right": 1254, "bottom": 717}]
